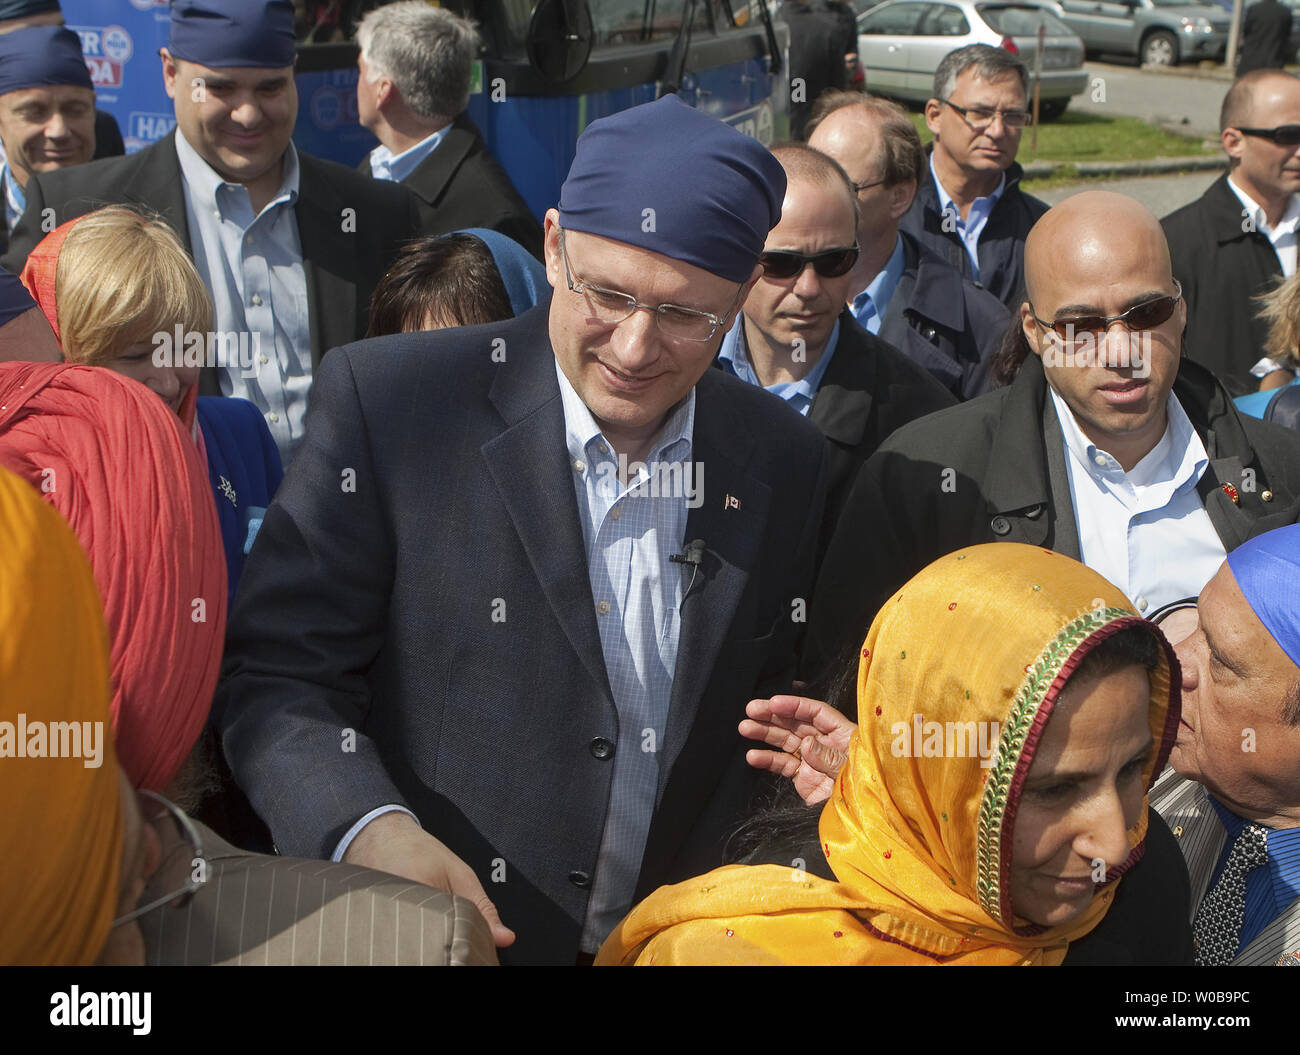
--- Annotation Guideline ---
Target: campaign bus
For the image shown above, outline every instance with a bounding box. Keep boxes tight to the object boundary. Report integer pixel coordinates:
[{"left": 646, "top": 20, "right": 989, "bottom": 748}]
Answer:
[{"left": 60, "top": 0, "right": 789, "bottom": 221}]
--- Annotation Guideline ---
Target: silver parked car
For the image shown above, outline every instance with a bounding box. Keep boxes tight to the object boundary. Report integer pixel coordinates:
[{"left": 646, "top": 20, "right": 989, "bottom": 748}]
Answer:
[
  {"left": 1053, "top": 0, "right": 1231, "bottom": 66},
  {"left": 857, "top": 1, "right": 1089, "bottom": 119}
]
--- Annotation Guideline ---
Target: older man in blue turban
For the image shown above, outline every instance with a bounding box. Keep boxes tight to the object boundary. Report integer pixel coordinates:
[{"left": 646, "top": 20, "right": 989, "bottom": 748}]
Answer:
[
  {"left": 216, "top": 94, "right": 828, "bottom": 965},
  {"left": 2, "top": 0, "right": 419, "bottom": 466},
  {"left": 1151, "top": 523, "right": 1300, "bottom": 965}
]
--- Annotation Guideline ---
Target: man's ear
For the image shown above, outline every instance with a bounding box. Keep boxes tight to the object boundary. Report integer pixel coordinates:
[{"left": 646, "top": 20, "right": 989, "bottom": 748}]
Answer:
[
  {"left": 1020, "top": 301, "right": 1044, "bottom": 358},
  {"left": 888, "top": 178, "right": 917, "bottom": 220},
  {"left": 375, "top": 78, "right": 397, "bottom": 113},
  {"left": 542, "top": 209, "right": 562, "bottom": 289},
  {"left": 730, "top": 263, "right": 764, "bottom": 324},
  {"left": 160, "top": 47, "right": 178, "bottom": 101},
  {"left": 924, "top": 98, "right": 943, "bottom": 137},
  {"left": 1222, "top": 126, "right": 1245, "bottom": 163}
]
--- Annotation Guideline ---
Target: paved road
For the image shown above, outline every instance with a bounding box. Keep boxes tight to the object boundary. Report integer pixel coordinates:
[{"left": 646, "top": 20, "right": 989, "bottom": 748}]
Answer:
[
  {"left": 1036, "top": 167, "right": 1221, "bottom": 215},
  {"left": 1069, "top": 62, "right": 1228, "bottom": 139}
]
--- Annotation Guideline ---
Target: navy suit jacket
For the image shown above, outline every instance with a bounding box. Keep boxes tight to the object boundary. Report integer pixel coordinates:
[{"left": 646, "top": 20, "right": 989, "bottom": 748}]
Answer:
[{"left": 215, "top": 304, "right": 827, "bottom": 964}]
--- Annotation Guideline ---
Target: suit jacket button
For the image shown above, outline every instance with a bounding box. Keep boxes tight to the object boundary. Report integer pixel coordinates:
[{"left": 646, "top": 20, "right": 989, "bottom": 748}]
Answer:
[
  {"left": 590, "top": 736, "right": 615, "bottom": 760},
  {"left": 990, "top": 515, "right": 1012, "bottom": 536},
  {"left": 1025, "top": 504, "right": 1043, "bottom": 519},
  {"left": 569, "top": 871, "right": 592, "bottom": 888}
]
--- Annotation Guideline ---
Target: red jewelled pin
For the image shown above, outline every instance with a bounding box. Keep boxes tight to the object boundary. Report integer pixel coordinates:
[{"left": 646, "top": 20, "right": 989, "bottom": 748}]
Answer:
[
  {"left": 862, "top": 648, "right": 870, "bottom": 658},
  {"left": 1222, "top": 482, "right": 1240, "bottom": 505},
  {"left": 948, "top": 602, "right": 957, "bottom": 610},
  {"left": 875, "top": 706, "right": 882, "bottom": 716},
  {"left": 725, "top": 928, "right": 734, "bottom": 937},
  {"left": 883, "top": 850, "right": 892, "bottom": 859},
  {"left": 833, "top": 931, "right": 844, "bottom": 938}
]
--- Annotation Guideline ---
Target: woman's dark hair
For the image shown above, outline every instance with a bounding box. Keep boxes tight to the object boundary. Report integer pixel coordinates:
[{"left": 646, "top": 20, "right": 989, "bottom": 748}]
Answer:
[
  {"left": 1070, "top": 623, "right": 1162, "bottom": 686},
  {"left": 992, "top": 301, "right": 1033, "bottom": 387},
  {"left": 366, "top": 233, "right": 514, "bottom": 337}
]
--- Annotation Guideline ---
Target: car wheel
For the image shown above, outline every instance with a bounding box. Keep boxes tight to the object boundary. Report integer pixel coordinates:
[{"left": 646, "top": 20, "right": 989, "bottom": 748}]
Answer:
[
  {"left": 1141, "top": 29, "right": 1179, "bottom": 66},
  {"left": 1037, "top": 99, "right": 1068, "bottom": 121}
]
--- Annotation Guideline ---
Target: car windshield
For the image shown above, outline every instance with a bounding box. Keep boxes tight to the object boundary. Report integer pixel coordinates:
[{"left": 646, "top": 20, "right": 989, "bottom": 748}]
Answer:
[{"left": 976, "top": 4, "right": 1075, "bottom": 34}]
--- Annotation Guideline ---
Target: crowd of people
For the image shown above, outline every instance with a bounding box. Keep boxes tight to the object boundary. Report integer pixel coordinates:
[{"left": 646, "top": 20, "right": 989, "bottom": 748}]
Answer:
[{"left": 1, "top": 0, "right": 1298, "bottom": 969}]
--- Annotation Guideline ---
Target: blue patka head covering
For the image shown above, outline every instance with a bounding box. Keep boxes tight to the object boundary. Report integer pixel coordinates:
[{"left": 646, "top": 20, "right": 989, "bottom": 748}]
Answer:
[
  {"left": 0, "top": 267, "right": 35, "bottom": 328},
  {"left": 0, "top": 1, "right": 60, "bottom": 18},
  {"left": 1227, "top": 524, "right": 1300, "bottom": 670},
  {"left": 557, "top": 95, "right": 785, "bottom": 283},
  {"left": 459, "top": 228, "right": 548, "bottom": 315},
  {"left": 0, "top": 26, "right": 93, "bottom": 96},
  {"left": 169, "top": 0, "right": 296, "bottom": 69}
]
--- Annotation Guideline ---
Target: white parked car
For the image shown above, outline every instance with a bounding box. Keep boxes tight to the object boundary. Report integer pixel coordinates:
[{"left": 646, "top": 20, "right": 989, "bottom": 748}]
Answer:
[{"left": 857, "top": 0, "right": 1089, "bottom": 119}]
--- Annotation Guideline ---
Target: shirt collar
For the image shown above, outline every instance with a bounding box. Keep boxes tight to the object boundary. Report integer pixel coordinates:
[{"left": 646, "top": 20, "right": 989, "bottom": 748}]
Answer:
[
  {"left": 555, "top": 358, "right": 695, "bottom": 469},
  {"left": 1, "top": 163, "right": 24, "bottom": 231},
  {"left": 1208, "top": 797, "right": 1300, "bottom": 921},
  {"left": 851, "top": 234, "right": 906, "bottom": 322},
  {"left": 1226, "top": 175, "right": 1300, "bottom": 237},
  {"left": 369, "top": 124, "right": 451, "bottom": 183},
  {"left": 718, "top": 314, "right": 840, "bottom": 414},
  {"left": 930, "top": 152, "right": 1005, "bottom": 220},
  {"left": 175, "top": 128, "right": 300, "bottom": 219},
  {"left": 1049, "top": 385, "right": 1208, "bottom": 492}
]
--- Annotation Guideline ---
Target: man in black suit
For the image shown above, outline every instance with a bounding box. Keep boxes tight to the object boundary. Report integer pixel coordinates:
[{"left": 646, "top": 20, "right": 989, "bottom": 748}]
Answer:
[
  {"left": 216, "top": 95, "right": 827, "bottom": 965},
  {"left": 1238, "top": 0, "right": 1294, "bottom": 75},
  {"left": 355, "top": 1, "right": 541, "bottom": 257},
  {"left": 781, "top": 0, "right": 853, "bottom": 140},
  {"left": 717, "top": 141, "right": 953, "bottom": 555},
  {"left": 2, "top": 0, "right": 418, "bottom": 464}
]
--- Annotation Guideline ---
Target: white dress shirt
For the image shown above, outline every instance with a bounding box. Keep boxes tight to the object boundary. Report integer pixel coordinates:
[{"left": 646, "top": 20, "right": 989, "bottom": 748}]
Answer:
[{"left": 1050, "top": 387, "right": 1226, "bottom": 612}]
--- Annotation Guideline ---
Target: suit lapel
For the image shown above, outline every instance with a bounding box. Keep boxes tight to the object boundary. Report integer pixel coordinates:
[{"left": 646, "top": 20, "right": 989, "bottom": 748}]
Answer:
[
  {"left": 658, "top": 370, "right": 767, "bottom": 783},
  {"left": 404, "top": 119, "right": 474, "bottom": 210},
  {"left": 808, "top": 314, "right": 873, "bottom": 450},
  {"left": 1236, "top": 904, "right": 1300, "bottom": 965},
  {"left": 129, "top": 134, "right": 191, "bottom": 247},
  {"left": 295, "top": 155, "right": 357, "bottom": 365},
  {"left": 480, "top": 313, "right": 613, "bottom": 705}
]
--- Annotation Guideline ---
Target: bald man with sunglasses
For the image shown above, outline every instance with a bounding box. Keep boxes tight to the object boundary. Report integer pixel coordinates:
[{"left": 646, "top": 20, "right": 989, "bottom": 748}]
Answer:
[
  {"left": 716, "top": 142, "right": 954, "bottom": 555},
  {"left": 1164, "top": 70, "right": 1300, "bottom": 396},
  {"left": 802, "top": 190, "right": 1300, "bottom": 690}
]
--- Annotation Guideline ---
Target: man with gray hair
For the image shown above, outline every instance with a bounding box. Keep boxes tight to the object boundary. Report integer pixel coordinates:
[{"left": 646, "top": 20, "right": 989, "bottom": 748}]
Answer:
[
  {"left": 900, "top": 43, "right": 1048, "bottom": 310},
  {"left": 356, "top": 1, "right": 540, "bottom": 256}
]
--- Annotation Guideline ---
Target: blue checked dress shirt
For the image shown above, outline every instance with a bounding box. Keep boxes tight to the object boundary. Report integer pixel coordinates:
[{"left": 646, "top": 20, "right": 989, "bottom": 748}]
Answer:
[
  {"left": 555, "top": 362, "right": 695, "bottom": 951},
  {"left": 2, "top": 163, "right": 23, "bottom": 233},
  {"left": 176, "top": 130, "right": 312, "bottom": 465}
]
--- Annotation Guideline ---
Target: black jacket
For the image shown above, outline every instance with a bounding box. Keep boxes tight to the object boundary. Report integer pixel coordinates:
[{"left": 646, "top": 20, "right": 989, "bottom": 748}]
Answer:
[
  {"left": 900, "top": 144, "right": 1049, "bottom": 311},
  {"left": 1163, "top": 173, "right": 1283, "bottom": 396},
  {"left": 877, "top": 230, "right": 1011, "bottom": 400},
  {"left": 364, "top": 115, "right": 542, "bottom": 259},
  {"left": 807, "top": 310, "right": 956, "bottom": 554},
  {"left": 781, "top": 1, "right": 852, "bottom": 140},
  {"left": 1238, "top": 0, "right": 1294, "bottom": 74},
  {"left": 802, "top": 354, "right": 1300, "bottom": 687},
  {"left": 1, "top": 131, "right": 421, "bottom": 393}
]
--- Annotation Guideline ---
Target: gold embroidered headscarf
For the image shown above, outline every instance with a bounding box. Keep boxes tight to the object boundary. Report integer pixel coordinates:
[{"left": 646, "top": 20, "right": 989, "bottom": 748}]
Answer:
[{"left": 597, "top": 544, "right": 1180, "bottom": 965}]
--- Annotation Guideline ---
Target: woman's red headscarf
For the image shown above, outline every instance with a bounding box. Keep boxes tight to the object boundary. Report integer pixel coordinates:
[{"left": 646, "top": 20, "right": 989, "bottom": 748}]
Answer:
[{"left": 0, "top": 362, "right": 226, "bottom": 790}]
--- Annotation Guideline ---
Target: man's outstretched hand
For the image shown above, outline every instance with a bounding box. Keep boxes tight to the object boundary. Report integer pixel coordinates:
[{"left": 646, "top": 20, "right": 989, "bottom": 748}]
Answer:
[
  {"left": 739, "top": 694, "right": 855, "bottom": 806},
  {"left": 344, "top": 811, "right": 516, "bottom": 948}
]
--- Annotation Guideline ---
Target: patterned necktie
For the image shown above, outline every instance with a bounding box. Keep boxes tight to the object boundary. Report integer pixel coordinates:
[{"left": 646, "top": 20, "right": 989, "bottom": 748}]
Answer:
[{"left": 1193, "top": 823, "right": 1269, "bottom": 966}]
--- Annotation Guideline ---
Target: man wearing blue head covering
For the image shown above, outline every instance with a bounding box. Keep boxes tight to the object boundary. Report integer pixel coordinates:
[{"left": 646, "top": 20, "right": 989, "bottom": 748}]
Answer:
[
  {"left": 0, "top": 25, "right": 93, "bottom": 255},
  {"left": 1152, "top": 523, "right": 1300, "bottom": 965},
  {"left": 216, "top": 93, "right": 828, "bottom": 964},
  {"left": 2, "top": 0, "right": 420, "bottom": 465}
]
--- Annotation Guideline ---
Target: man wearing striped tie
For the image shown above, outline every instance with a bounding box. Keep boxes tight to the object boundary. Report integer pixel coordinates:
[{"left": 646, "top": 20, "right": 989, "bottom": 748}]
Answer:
[{"left": 1151, "top": 523, "right": 1300, "bottom": 966}]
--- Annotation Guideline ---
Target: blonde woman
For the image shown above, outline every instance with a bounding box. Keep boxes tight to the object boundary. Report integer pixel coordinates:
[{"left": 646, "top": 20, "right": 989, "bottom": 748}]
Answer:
[
  {"left": 19, "top": 205, "right": 283, "bottom": 603},
  {"left": 1239, "top": 271, "right": 1300, "bottom": 425}
]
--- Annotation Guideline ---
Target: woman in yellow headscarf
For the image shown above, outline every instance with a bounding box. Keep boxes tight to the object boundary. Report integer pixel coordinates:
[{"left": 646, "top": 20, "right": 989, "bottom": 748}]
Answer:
[{"left": 597, "top": 543, "right": 1181, "bottom": 965}]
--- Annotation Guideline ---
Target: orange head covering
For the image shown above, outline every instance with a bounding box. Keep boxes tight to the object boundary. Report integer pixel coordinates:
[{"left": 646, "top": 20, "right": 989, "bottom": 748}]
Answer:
[
  {"left": 0, "top": 362, "right": 226, "bottom": 790},
  {"left": 0, "top": 464, "right": 124, "bottom": 965},
  {"left": 18, "top": 212, "right": 200, "bottom": 430},
  {"left": 598, "top": 544, "right": 1180, "bottom": 965}
]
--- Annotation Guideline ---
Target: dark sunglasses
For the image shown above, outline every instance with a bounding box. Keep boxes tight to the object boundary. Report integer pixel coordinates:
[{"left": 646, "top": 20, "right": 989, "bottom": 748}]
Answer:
[
  {"left": 1236, "top": 124, "right": 1300, "bottom": 146},
  {"left": 1030, "top": 281, "right": 1182, "bottom": 341},
  {"left": 759, "top": 245, "right": 859, "bottom": 280}
]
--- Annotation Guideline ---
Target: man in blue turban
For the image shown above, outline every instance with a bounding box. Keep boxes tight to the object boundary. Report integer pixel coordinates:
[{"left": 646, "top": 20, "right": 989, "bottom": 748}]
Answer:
[
  {"left": 0, "top": 25, "right": 94, "bottom": 253},
  {"left": 1, "top": 0, "right": 420, "bottom": 466},
  {"left": 1152, "top": 523, "right": 1300, "bottom": 965},
  {"left": 216, "top": 94, "right": 829, "bottom": 965}
]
